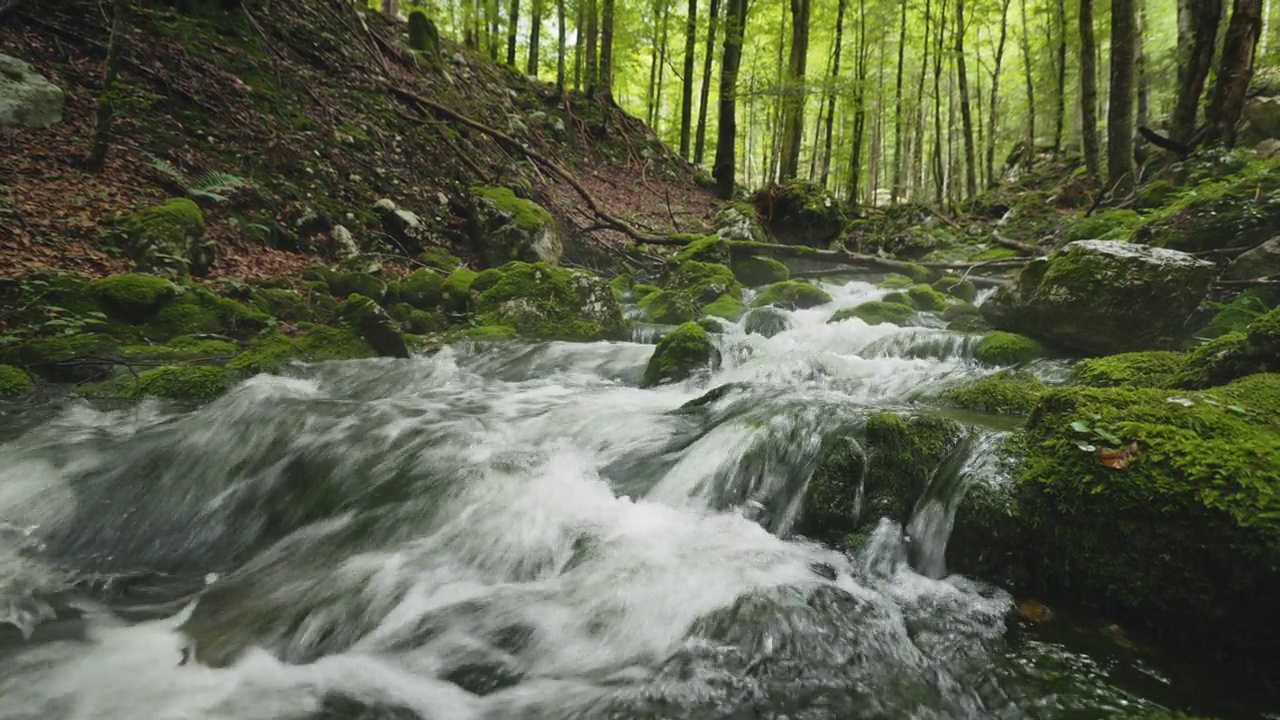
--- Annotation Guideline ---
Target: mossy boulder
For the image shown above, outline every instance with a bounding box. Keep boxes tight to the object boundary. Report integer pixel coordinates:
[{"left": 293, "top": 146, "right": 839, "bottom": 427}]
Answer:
[
  {"left": 714, "top": 202, "right": 768, "bottom": 243},
  {"left": 136, "top": 365, "right": 230, "bottom": 402},
  {"left": 249, "top": 288, "right": 310, "bottom": 322},
  {"left": 119, "top": 198, "right": 213, "bottom": 277},
  {"left": 829, "top": 301, "right": 914, "bottom": 326},
  {"left": 1172, "top": 320, "right": 1279, "bottom": 389},
  {"left": 227, "top": 326, "right": 376, "bottom": 376},
  {"left": 143, "top": 285, "right": 271, "bottom": 341},
  {"left": 757, "top": 181, "right": 849, "bottom": 247},
  {"left": 0, "top": 364, "right": 33, "bottom": 399},
  {"left": 90, "top": 274, "right": 177, "bottom": 319},
  {"left": 974, "top": 331, "right": 1047, "bottom": 366},
  {"left": 743, "top": 306, "right": 791, "bottom": 338},
  {"left": 1134, "top": 158, "right": 1280, "bottom": 253},
  {"left": 941, "top": 370, "right": 1046, "bottom": 415},
  {"left": 1008, "top": 378, "right": 1280, "bottom": 658},
  {"left": 752, "top": 281, "right": 832, "bottom": 310},
  {"left": 980, "top": 240, "right": 1217, "bottom": 354},
  {"left": 0, "top": 332, "right": 115, "bottom": 381},
  {"left": 930, "top": 276, "right": 977, "bottom": 303},
  {"left": 470, "top": 186, "right": 562, "bottom": 266},
  {"left": 730, "top": 255, "right": 790, "bottom": 287},
  {"left": 673, "top": 235, "right": 731, "bottom": 265},
  {"left": 419, "top": 248, "right": 462, "bottom": 272},
  {"left": 881, "top": 291, "right": 911, "bottom": 306},
  {"left": 643, "top": 261, "right": 742, "bottom": 324},
  {"left": 471, "top": 262, "right": 626, "bottom": 341},
  {"left": 396, "top": 268, "right": 445, "bottom": 309},
  {"left": 860, "top": 413, "right": 964, "bottom": 530},
  {"left": 1070, "top": 351, "right": 1188, "bottom": 388},
  {"left": 795, "top": 435, "right": 865, "bottom": 542},
  {"left": 906, "top": 284, "right": 949, "bottom": 312},
  {"left": 1063, "top": 208, "right": 1144, "bottom": 242},
  {"left": 702, "top": 293, "right": 747, "bottom": 322},
  {"left": 338, "top": 294, "right": 411, "bottom": 359},
  {"left": 642, "top": 322, "right": 717, "bottom": 387},
  {"left": 638, "top": 289, "right": 696, "bottom": 324},
  {"left": 407, "top": 10, "right": 440, "bottom": 57},
  {"left": 328, "top": 272, "right": 387, "bottom": 302},
  {"left": 440, "top": 267, "right": 478, "bottom": 311},
  {"left": 877, "top": 273, "right": 916, "bottom": 289}
]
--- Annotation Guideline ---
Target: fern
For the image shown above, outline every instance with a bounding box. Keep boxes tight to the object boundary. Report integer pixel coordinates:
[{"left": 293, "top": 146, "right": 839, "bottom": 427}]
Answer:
[{"left": 142, "top": 152, "right": 248, "bottom": 203}]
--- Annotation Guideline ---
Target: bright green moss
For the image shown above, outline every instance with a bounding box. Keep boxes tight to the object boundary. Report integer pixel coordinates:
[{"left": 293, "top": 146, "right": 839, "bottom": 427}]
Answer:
[
  {"left": 328, "top": 272, "right": 387, "bottom": 301},
  {"left": 250, "top": 288, "right": 310, "bottom": 322},
  {"left": 974, "top": 331, "right": 1047, "bottom": 365},
  {"left": 881, "top": 291, "right": 912, "bottom": 306},
  {"left": 730, "top": 255, "right": 790, "bottom": 287},
  {"left": 640, "top": 290, "right": 696, "bottom": 324},
  {"left": 931, "top": 276, "right": 977, "bottom": 303},
  {"left": 877, "top": 273, "right": 916, "bottom": 289},
  {"left": 829, "top": 301, "right": 914, "bottom": 326},
  {"left": 441, "top": 267, "right": 478, "bottom": 311},
  {"left": 1247, "top": 306, "right": 1280, "bottom": 357},
  {"left": 0, "top": 333, "right": 115, "bottom": 375},
  {"left": 136, "top": 365, "right": 230, "bottom": 402},
  {"left": 227, "top": 326, "right": 375, "bottom": 376},
  {"left": 91, "top": 274, "right": 177, "bottom": 318},
  {"left": 471, "top": 262, "right": 627, "bottom": 341},
  {"left": 1063, "top": 208, "right": 1144, "bottom": 242},
  {"left": 119, "top": 337, "right": 237, "bottom": 362},
  {"left": 144, "top": 286, "right": 271, "bottom": 341},
  {"left": 0, "top": 364, "right": 33, "bottom": 399},
  {"left": 942, "top": 369, "right": 1046, "bottom": 415},
  {"left": 860, "top": 412, "right": 963, "bottom": 525},
  {"left": 642, "top": 322, "right": 716, "bottom": 387},
  {"left": 632, "top": 284, "right": 661, "bottom": 302},
  {"left": 121, "top": 198, "right": 209, "bottom": 276},
  {"left": 464, "top": 325, "right": 518, "bottom": 339},
  {"left": 906, "top": 284, "right": 949, "bottom": 312},
  {"left": 1070, "top": 351, "right": 1188, "bottom": 388},
  {"left": 469, "top": 185, "right": 554, "bottom": 233},
  {"left": 397, "top": 269, "right": 445, "bottom": 309},
  {"left": 752, "top": 281, "right": 832, "bottom": 310},
  {"left": 970, "top": 246, "right": 1021, "bottom": 262},
  {"left": 702, "top": 293, "right": 747, "bottom": 321},
  {"left": 419, "top": 248, "right": 462, "bottom": 272},
  {"left": 674, "top": 235, "right": 730, "bottom": 265},
  {"left": 406, "top": 308, "right": 450, "bottom": 334}
]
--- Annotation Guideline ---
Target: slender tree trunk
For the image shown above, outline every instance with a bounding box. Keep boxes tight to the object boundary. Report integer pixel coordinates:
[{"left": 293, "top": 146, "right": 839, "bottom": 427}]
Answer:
[
  {"left": 679, "top": 0, "right": 698, "bottom": 157},
  {"left": 914, "top": 0, "right": 932, "bottom": 198},
  {"left": 891, "top": 0, "right": 908, "bottom": 201},
  {"left": 382, "top": 0, "right": 398, "bottom": 18},
  {"left": 1172, "top": 0, "right": 1222, "bottom": 141},
  {"left": 1019, "top": 0, "right": 1035, "bottom": 155},
  {"left": 820, "top": 0, "right": 849, "bottom": 187},
  {"left": 1053, "top": 0, "right": 1067, "bottom": 151},
  {"left": 573, "top": 0, "right": 584, "bottom": 90},
  {"left": 88, "top": 0, "right": 130, "bottom": 171},
  {"left": 714, "top": 0, "right": 747, "bottom": 198},
  {"left": 528, "top": 0, "right": 543, "bottom": 75},
  {"left": 655, "top": 1, "right": 671, "bottom": 131},
  {"left": 986, "top": 0, "right": 1010, "bottom": 187},
  {"left": 1136, "top": 0, "right": 1149, "bottom": 127},
  {"left": 556, "top": 0, "right": 566, "bottom": 89},
  {"left": 1108, "top": 0, "right": 1138, "bottom": 195},
  {"left": 956, "top": 0, "right": 976, "bottom": 198},
  {"left": 768, "top": 0, "right": 788, "bottom": 184},
  {"left": 647, "top": 0, "right": 662, "bottom": 125},
  {"left": 778, "top": 0, "right": 810, "bottom": 181},
  {"left": 506, "top": 0, "right": 520, "bottom": 66},
  {"left": 599, "top": 0, "right": 615, "bottom": 99},
  {"left": 932, "top": 0, "right": 948, "bottom": 204},
  {"left": 849, "top": 0, "right": 869, "bottom": 204},
  {"left": 585, "top": 0, "right": 598, "bottom": 93},
  {"left": 1208, "top": 0, "right": 1264, "bottom": 145},
  {"left": 1080, "top": 0, "right": 1101, "bottom": 182},
  {"left": 489, "top": 0, "right": 500, "bottom": 60},
  {"left": 694, "top": 0, "right": 720, "bottom": 163}
]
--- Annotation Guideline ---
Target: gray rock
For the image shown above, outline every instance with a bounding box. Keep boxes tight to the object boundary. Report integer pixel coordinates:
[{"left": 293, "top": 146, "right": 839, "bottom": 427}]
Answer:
[
  {"left": 0, "top": 55, "right": 64, "bottom": 128},
  {"left": 1224, "top": 236, "right": 1280, "bottom": 281},
  {"left": 980, "top": 240, "right": 1217, "bottom": 354},
  {"left": 714, "top": 204, "right": 767, "bottom": 244},
  {"left": 1242, "top": 95, "right": 1280, "bottom": 146},
  {"left": 373, "top": 199, "right": 431, "bottom": 251},
  {"left": 470, "top": 187, "right": 562, "bottom": 266},
  {"left": 328, "top": 225, "right": 360, "bottom": 259}
]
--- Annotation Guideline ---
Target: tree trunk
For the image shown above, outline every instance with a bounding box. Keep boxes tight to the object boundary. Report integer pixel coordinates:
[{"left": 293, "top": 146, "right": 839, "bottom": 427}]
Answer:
[
  {"left": 573, "top": 0, "right": 583, "bottom": 90},
  {"left": 87, "top": 0, "right": 130, "bottom": 171},
  {"left": 1053, "top": 0, "right": 1067, "bottom": 151},
  {"left": 488, "top": 0, "right": 500, "bottom": 60},
  {"left": 585, "top": 0, "right": 598, "bottom": 93},
  {"left": 1079, "top": 0, "right": 1101, "bottom": 183},
  {"left": 820, "top": 0, "right": 849, "bottom": 187},
  {"left": 778, "top": 0, "right": 810, "bottom": 181},
  {"left": 599, "top": 0, "right": 616, "bottom": 100},
  {"left": 528, "top": 0, "right": 543, "bottom": 76},
  {"left": 1208, "top": 0, "right": 1264, "bottom": 145},
  {"left": 556, "top": 0, "right": 566, "bottom": 89},
  {"left": 714, "top": 0, "right": 747, "bottom": 198},
  {"left": 1136, "top": 0, "right": 1149, "bottom": 127},
  {"left": 1019, "top": 0, "right": 1035, "bottom": 154},
  {"left": 506, "top": 0, "right": 520, "bottom": 66},
  {"left": 891, "top": 0, "right": 908, "bottom": 201},
  {"left": 694, "top": 0, "right": 720, "bottom": 164},
  {"left": 848, "top": 0, "right": 868, "bottom": 204},
  {"left": 653, "top": 0, "right": 671, "bottom": 131},
  {"left": 931, "top": 0, "right": 948, "bottom": 205},
  {"left": 986, "top": 0, "right": 1010, "bottom": 188},
  {"left": 1108, "top": 0, "right": 1138, "bottom": 196},
  {"left": 956, "top": 0, "right": 976, "bottom": 199},
  {"left": 914, "top": 0, "right": 932, "bottom": 198},
  {"left": 679, "top": 0, "right": 698, "bottom": 158},
  {"left": 382, "top": 0, "right": 398, "bottom": 19},
  {"left": 1172, "top": 0, "right": 1222, "bottom": 142}
]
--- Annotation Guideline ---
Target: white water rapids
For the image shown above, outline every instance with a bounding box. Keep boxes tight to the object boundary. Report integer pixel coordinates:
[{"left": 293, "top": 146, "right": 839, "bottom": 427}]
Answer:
[{"left": 0, "top": 276, "right": 1228, "bottom": 719}]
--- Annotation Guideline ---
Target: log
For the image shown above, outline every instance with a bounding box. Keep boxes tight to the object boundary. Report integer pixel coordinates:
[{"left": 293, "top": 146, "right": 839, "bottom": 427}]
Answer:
[
  {"left": 722, "top": 241, "right": 1032, "bottom": 275},
  {"left": 991, "top": 231, "right": 1040, "bottom": 255}
]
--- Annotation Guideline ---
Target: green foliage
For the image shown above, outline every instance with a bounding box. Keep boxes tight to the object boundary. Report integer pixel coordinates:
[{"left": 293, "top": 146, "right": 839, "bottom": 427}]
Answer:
[
  {"left": 143, "top": 152, "right": 249, "bottom": 203},
  {"left": 974, "top": 331, "right": 1047, "bottom": 365},
  {"left": 1071, "top": 351, "right": 1188, "bottom": 388},
  {"left": 1063, "top": 209, "right": 1144, "bottom": 241},
  {"left": 1135, "top": 158, "right": 1280, "bottom": 253},
  {"left": 829, "top": 301, "right": 914, "bottom": 326},
  {"left": 643, "top": 322, "right": 715, "bottom": 387},
  {"left": 751, "top": 281, "right": 832, "bottom": 310},
  {"left": 906, "top": 284, "right": 948, "bottom": 312},
  {"left": 730, "top": 255, "right": 790, "bottom": 287},
  {"left": 0, "top": 364, "right": 33, "bottom": 399},
  {"left": 942, "top": 370, "right": 1046, "bottom": 415},
  {"left": 1196, "top": 290, "right": 1277, "bottom": 342}
]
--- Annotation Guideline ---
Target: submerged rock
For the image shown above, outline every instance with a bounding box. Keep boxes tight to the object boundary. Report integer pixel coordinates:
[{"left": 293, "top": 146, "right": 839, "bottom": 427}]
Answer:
[
  {"left": 643, "top": 322, "right": 717, "bottom": 387},
  {"left": 0, "top": 54, "right": 65, "bottom": 128},
  {"left": 470, "top": 186, "right": 562, "bottom": 266},
  {"left": 743, "top": 306, "right": 791, "bottom": 337},
  {"left": 980, "top": 240, "right": 1216, "bottom": 354}
]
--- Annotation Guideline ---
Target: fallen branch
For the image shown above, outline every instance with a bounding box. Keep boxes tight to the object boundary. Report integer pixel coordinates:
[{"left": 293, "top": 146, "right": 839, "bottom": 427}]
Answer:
[
  {"left": 723, "top": 241, "right": 1032, "bottom": 275},
  {"left": 991, "top": 231, "right": 1040, "bottom": 255},
  {"left": 1215, "top": 277, "right": 1278, "bottom": 288}
]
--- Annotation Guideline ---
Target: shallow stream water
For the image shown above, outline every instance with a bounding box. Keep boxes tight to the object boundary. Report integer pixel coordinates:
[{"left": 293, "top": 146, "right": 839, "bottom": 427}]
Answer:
[{"left": 0, "top": 276, "right": 1274, "bottom": 719}]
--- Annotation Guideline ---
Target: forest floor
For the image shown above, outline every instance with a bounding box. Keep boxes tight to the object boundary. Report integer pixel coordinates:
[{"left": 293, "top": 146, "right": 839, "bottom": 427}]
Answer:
[{"left": 0, "top": 2, "right": 720, "bottom": 282}]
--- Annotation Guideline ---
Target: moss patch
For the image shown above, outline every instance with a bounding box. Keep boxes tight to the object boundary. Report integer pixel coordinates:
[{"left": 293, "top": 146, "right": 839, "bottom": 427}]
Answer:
[
  {"left": 730, "top": 255, "right": 790, "bottom": 287},
  {"left": 829, "top": 301, "right": 914, "bottom": 326},
  {"left": 471, "top": 262, "right": 626, "bottom": 341},
  {"left": 90, "top": 274, "right": 177, "bottom": 319},
  {"left": 942, "top": 370, "right": 1046, "bottom": 415},
  {"left": 0, "top": 364, "right": 33, "bottom": 399},
  {"left": 702, "top": 294, "right": 747, "bottom": 322},
  {"left": 137, "top": 365, "right": 230, "bottom": 401},
  {"left": 752, "top": 281, "right": 832, "bottom": 310},
  {"left": 1070, "top": 351, "right": 1188, "bottom": 388},
  {"left": 228, "top": 326, "right": 375, "bottom": 376},
  {"left": 906, "top": 284, "right": 949, "bottom": 312},
  {"left": 674, "top": 235, "right": 731, "bottom": 265},
  {"left": 975, "top": 331, "right": 1047, "bottom": 365},
  {"left": 643, "top": 322, "right": 716, "bottom": 387}
]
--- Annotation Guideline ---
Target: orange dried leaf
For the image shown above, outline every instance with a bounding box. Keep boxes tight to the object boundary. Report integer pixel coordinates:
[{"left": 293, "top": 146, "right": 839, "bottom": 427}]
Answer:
[{"left": 1099, "top": 442, "right": 1140, "bottom": 470}]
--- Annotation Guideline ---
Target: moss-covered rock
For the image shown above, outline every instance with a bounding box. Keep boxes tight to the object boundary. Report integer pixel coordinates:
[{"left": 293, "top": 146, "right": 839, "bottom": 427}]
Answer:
[
  {"left": 743, "top": 306, "right": 791, "bottom": 337},
  {"left": 702, "top": 293, "right": 747, "bottom": 321},
  {"left": 1070, "top": 351, "right": 1188, "bottom": 388},
  {"left": 249, "top": 288, "right": 310, "bottom": 322},
  {"left": 829, "top": 301, "right": 914, "bottom": 326},
  {"left": 396, "top": 268, "right": 445, "bottom": 309},
  {"left": 119, "top": 198, "right": 213, "bottom": 277},
  {"left": 0, "top": 332, "right": 115, "bottom": 381},
  {"left": 643, "top": 261, "right": 742, "bottom": 324},
  {"left": 642, "top": 322, "right": 717, "bottom": 387},
  {"left": 227, "top": 326, "right": 376, "bottom": 376},
  {"left": 861, "top": 412, "right": 964, "bottom": 527},
  {"left": 758, "top": 181, "right": 849, "bottom": 247},
  {"left": 1134, "top": 158, "right": 1280, "bottom": 253},
  {"left": 877, "top": 273, "right": 916, "bottom": 289},
  {"left": 906, "top": 284, "right": 949, "bottom": 312},
  {"left": 931, "top": 276, "right": 977, "bottom": 303},
  {"left": 980, "top": 240, "right": 1218, "bottom": 354},
  {"left": 713, "top": 202, "right": 768, "bottom": 243},
  {"left": 795, "top": 435, "right": 865, "bottom": 542},
  {"left": 638, "top": 289, "right": 697, "bottom": 325},
  {"left": 119, "top": 337, "right": 237, "bottom": 362},
  {"left": 942, "top": 370, "right": 1046, "bottom": 415},
  {"left": 631, "top": 283, "right": 661, "bottom": 302},
  {"left": 0, "top": 364, "right": 33, "bottom": 399},
  {"left": 298, "top": 280, "right": 338, "bottom": 321},
  {"left": 974, "top": 331, "right": 1047, "bottom": 366},
  {"left": 471, "top": 262, "right": 626, "bottom": 341},
  {"left": 137, "top": 365, "right": 230, "bottom": 402},
  {"left": 407, "top": 9, "right": 440, "bottom": 57},
  {"left": 1063, "top": 208, "right": 1144, "bottom": 242},
  {"left": 470, "top": 185, "right": 562, "bottom": 266},
  {"left": 752, "top": 281, "right": 832, "bottom": 310},
  {"left": 419, "top": 248, "right": 462, "bottom": 272},
  {"left": 730, "top": 255, "right": 790, "bottom": 287},
  {"left": 90, "top": 274, "right": 177, "bottom": 319},
  {"left": 143, "top": 285, "right": 271, "bottom": 341},
  {"left": 674, "top": 235, "right": 731, "bottom": 265},
  {"left": 338, "top": 294, "right": 411, "bottom": 358},
  {"left": 881, "top": 291, "right": 911, "bottom": 306},
  {"left": 328, "top": 272, "right": 387, "bottom": 302},
  {"left": 1010, "top": 378, "right": 1280, "bottom": 657}
]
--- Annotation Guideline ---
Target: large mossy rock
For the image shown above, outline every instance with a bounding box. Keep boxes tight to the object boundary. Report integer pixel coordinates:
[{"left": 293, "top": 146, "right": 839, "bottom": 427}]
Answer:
[
  {"left": 757, "top": 182, "right": 849, "bottom": 247},
  {"left": 470, "top": 186, "right": 562, "bottom": 266},
  {"left": 980, "top": 240, "right": 1217, "bottom": 355},
  {"left": 642, "top": 322, "right": 717, "bottom": 387},
  {"left": 743, "top": 306, "right": 791, "bottom": 337},
  {"left": 407, "top": 10, "right": 440, "bottom": 57},
  {"left": 0, "top": 364, "right": 34, "bottom": 399},
  {"left": 752, "top": 280, "right": 832, "bottom": 310},
  {"left": 731, "top": 255, "right": 790, "bottom": 287},
  {"left": 471, "top": 262, "right": 625, "bottom": 341},
  {"left": 0, "top": 54, "right": 65, "bottom": 128},
  {"left": 227, "top": 326, "right": 377, "bottom": 376},
  {"left": 641, "top": 261, "right": 743, "bottom": 325},
  {"left": 1007, "top": 376, "right": 1280, "bottom": 658},
  {"left": 90, "top": 274, "right": 177, "bottom": 319},
  {"left": 829, "top": 301, "right": 913, "bottom": 326},
  {"left": 119, "top": 198, "right": 214, "bottom": 277},
  {"left": 338, "top": 294, "right": 411, "bottom": 359},
  {"left": 941, "top": 370, "right": 1046, "bottom": 415},
  {"left": 714, "top": 202, "right": 769, "bottom": 243}
]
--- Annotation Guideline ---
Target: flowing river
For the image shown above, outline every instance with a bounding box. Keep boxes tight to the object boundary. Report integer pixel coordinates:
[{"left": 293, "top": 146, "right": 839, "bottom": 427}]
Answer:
[{"left": 0, "top": 275, "right": 1271, "bottom": 719}]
